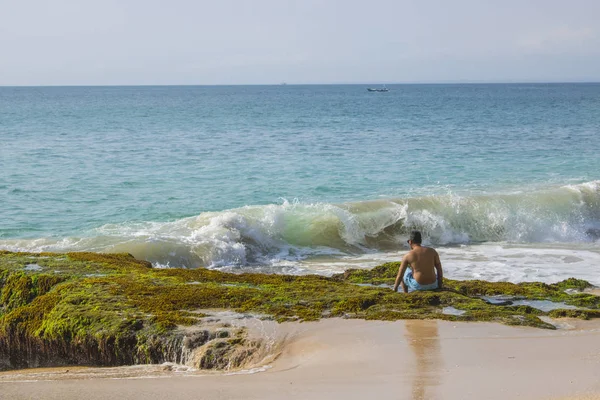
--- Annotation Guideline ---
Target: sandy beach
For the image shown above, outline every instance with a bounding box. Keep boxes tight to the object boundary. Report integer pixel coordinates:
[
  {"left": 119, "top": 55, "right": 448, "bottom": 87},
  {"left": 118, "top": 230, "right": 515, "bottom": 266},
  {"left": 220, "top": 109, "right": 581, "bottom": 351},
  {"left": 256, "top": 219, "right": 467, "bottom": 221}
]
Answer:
[
  {"left": 2, "top": 318, "right": 600, "bottom": 400},
  {"left": 3, "top": 2, "right": 600, "bottom": 400}
]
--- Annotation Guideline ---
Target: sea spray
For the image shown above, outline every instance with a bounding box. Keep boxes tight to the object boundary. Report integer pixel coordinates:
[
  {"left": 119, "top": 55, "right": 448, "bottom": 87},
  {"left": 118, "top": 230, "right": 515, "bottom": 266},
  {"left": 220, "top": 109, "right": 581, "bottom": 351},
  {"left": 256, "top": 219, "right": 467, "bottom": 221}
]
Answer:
[{"left": 1, "top": 182, "right": 600, "bottom": 269}]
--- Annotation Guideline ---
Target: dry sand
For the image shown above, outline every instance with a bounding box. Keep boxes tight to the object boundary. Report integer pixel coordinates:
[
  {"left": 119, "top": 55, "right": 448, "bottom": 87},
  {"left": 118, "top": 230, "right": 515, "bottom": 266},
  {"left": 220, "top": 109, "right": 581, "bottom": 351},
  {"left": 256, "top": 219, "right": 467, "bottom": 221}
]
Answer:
[{"left": 2, "top": 318, "right": 600, "bottom": 400}]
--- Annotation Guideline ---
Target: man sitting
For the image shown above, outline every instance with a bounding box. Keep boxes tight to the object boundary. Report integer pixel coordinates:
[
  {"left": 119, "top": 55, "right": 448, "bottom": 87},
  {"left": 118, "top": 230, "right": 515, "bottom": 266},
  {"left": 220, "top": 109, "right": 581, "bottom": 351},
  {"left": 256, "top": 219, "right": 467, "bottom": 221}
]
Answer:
[{"left": 393, "top": 231, "right": 443, "bottom": 293}]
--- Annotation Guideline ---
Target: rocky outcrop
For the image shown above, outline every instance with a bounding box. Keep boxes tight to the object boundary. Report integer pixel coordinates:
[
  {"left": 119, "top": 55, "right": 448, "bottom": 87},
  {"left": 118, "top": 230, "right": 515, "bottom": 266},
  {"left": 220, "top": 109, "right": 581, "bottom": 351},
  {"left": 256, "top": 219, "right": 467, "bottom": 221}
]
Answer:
[{"left": 1, "top": 251, "right": 599, "bottom": 371}]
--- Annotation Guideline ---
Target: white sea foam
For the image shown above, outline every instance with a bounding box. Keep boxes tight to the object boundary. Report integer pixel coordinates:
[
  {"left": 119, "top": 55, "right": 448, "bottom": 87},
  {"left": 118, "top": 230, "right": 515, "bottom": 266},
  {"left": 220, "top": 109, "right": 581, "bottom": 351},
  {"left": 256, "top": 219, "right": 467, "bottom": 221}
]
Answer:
[
  {"left": 321, "top": 243, "right": 600, "bottom": 285},
  {"left": 1, "top": 182, "right": 599, "bottom": 283}
]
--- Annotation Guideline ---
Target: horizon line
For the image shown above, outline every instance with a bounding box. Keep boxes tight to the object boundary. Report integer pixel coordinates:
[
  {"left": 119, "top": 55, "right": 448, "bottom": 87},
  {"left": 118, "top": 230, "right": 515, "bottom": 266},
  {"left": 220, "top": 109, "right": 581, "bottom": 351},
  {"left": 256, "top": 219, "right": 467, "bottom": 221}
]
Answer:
[{"left": 1, "top": 81, "right": 600, "bottom": 88}]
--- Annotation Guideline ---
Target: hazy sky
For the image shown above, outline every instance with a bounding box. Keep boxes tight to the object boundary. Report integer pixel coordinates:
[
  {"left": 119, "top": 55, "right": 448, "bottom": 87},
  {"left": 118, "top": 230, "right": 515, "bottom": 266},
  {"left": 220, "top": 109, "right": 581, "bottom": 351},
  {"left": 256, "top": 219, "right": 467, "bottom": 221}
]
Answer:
[{"left": 1, "top": 0, "right": 599, "bottom": 85}]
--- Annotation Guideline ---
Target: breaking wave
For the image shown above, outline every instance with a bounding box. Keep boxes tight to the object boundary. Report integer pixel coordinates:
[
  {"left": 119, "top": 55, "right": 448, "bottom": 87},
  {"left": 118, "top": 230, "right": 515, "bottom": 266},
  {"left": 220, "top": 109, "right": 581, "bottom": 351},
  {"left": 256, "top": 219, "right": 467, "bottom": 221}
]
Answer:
[{"left": 2, "top": 181, "right": 599, "bottom": 269}]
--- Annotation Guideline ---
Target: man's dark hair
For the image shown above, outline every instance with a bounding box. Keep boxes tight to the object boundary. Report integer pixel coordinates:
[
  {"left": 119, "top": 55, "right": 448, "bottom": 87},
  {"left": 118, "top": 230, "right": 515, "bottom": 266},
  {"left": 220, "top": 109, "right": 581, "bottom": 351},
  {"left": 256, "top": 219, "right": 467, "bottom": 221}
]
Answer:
[{"left": 409, "top": 230, "right": 422, "bottom": 244}]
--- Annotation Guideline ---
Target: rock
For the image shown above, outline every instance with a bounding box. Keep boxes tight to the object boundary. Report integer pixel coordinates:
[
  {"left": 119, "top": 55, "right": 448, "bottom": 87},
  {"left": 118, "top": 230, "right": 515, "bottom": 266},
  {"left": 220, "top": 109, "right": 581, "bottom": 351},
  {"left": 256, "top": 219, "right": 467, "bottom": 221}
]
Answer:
[{"left": 1, "top": 251, "right": 598, "bottom": 372}]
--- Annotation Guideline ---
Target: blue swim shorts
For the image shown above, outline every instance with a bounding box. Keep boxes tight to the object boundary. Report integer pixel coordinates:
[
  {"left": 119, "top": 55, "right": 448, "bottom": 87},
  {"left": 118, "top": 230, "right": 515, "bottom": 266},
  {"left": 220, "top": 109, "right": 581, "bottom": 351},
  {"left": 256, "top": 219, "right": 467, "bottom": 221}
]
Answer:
[{"left": 403, "top": 269, "right": 438, "bottom": 292}]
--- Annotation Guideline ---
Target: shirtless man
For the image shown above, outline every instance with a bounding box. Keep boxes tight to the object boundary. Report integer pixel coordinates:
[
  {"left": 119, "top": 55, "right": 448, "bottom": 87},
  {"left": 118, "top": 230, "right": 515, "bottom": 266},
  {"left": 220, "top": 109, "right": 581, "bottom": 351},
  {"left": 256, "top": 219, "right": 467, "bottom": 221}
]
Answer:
[{"left": 393, "top": 231, "right": 443, "bottom": 293}]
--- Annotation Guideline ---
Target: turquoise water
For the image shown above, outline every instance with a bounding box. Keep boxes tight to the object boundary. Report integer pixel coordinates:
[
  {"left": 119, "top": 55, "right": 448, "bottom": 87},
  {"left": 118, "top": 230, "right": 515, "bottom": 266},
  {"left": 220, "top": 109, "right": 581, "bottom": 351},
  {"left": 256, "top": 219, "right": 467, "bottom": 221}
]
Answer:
[{"left": 2, "top": 84, "right": 600, "bottom": 280}]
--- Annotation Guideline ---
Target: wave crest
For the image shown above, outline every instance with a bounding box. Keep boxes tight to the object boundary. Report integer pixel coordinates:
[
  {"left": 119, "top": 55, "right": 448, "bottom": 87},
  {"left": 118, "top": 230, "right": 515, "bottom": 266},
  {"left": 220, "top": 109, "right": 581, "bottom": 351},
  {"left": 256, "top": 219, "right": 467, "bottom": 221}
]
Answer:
[{"left": 2, "top": 182, "right": 599, "bottom": 268}]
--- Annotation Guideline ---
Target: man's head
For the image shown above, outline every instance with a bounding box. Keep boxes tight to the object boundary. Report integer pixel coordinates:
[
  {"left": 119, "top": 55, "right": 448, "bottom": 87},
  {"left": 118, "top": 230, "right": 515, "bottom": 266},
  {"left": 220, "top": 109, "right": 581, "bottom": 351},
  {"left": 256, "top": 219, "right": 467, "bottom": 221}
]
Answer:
[{"left": 408, "top": 230, "right": 422, "bottom": 246}]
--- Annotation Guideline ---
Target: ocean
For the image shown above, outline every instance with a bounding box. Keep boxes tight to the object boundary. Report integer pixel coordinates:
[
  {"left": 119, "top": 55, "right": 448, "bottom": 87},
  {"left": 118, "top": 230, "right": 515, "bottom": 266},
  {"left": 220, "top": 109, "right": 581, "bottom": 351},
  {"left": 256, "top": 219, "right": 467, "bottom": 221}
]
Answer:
[{"left": 1, "top": 83, "right": 599, "bottom": 284}]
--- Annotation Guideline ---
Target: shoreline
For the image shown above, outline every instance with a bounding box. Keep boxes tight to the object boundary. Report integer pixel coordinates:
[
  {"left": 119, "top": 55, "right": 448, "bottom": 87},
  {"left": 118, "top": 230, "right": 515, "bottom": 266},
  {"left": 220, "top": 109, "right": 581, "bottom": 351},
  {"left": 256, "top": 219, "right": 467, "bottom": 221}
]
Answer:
[
  {"left": 2, "top": 251, "right": 600, "bottom": 399},
  {"left": 2, "top": 318, "right": 600, "bottom": 400},
  {"left": 2, "top": 251, "right": 600, "bottom": 374}
]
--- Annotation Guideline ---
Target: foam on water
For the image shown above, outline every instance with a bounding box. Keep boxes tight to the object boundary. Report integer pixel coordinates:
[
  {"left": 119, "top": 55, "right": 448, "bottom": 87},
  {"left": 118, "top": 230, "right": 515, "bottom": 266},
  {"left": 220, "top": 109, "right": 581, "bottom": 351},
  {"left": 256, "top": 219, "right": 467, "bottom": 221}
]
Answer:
[
  {"left": 339, "top": 243, "right": 600, "bottom": 285},
  {"left": 1, "top": 182, "right": 599, "bottom": 284}
]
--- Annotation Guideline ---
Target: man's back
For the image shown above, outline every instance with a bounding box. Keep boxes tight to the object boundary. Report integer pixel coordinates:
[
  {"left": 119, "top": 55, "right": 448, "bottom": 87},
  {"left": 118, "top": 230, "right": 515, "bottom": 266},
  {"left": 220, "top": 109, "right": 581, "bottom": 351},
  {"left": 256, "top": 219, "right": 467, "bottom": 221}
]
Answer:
[
  {"left": 393, "top": 231, "right": 444, "bottom": 293},
  {"left": 404, "top": 246, "right": 439, "bottom": 285}
]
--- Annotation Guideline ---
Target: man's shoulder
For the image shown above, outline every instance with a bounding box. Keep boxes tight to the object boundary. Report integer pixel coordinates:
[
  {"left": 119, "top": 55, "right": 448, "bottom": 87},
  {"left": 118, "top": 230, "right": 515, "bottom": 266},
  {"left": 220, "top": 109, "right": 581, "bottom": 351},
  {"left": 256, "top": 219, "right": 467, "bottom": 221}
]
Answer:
[{"left": 424, "top": 246, "right": 438, "bottom": 254}]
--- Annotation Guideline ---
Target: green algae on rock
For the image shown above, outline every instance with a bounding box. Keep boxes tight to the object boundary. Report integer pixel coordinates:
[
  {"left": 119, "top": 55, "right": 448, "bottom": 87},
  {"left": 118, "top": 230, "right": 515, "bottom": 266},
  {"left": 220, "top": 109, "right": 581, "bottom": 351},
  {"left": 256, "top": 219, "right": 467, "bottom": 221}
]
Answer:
[{"left": 1, "top": 253, "right": 598, "bottom": 372}]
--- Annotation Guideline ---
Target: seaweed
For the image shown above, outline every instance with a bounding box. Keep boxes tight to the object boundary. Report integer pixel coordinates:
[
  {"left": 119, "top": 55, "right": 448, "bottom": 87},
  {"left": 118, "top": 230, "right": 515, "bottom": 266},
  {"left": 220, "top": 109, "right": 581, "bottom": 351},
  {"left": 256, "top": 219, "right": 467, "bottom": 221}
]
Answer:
[{"left": 0, "top": 251, "right": 598, "bottom": 372}]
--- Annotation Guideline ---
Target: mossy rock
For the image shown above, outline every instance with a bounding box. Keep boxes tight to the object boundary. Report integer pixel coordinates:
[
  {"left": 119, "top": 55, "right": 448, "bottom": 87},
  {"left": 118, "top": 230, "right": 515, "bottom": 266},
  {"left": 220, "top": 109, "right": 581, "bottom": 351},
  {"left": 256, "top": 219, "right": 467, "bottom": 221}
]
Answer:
[
  {"left": 331, "top": 262, "right": 400, "bottom": 284},
  {"left": 0, "top": 251, "right": 598, "bottom": 372}
]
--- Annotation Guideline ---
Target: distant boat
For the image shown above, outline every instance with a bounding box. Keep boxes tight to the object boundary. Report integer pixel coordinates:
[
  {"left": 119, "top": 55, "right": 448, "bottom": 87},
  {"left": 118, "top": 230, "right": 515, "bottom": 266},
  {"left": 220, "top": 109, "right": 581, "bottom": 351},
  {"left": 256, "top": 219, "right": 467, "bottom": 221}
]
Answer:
[{"left": 367, "top": 85, "right": 389, "bottom": 92}]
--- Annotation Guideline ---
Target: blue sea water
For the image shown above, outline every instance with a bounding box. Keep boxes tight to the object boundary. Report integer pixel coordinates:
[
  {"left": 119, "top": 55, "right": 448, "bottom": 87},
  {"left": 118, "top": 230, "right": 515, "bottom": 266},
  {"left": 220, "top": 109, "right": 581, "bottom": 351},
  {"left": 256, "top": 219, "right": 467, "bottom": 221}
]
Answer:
[{"left": 1, "top": 84, "right": 600, "bottom": 282}]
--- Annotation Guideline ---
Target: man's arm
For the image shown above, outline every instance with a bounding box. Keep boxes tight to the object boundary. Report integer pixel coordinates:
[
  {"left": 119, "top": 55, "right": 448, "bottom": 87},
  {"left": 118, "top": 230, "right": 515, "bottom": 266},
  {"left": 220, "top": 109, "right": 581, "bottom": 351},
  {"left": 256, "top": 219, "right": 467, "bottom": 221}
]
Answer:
[
  {"left": 393, "top": 255, "right": 410, "bottom": 293},
  {"left": 434, "top": 250, "right": 443, "bottom": 289}
]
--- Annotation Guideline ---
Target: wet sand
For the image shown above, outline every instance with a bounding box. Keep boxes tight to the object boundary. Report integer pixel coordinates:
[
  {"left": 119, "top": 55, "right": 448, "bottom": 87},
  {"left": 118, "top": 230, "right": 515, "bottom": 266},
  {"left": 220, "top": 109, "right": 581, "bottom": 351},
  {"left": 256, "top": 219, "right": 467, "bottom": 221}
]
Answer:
[{"left": 2, "top": 318, "right": 600, "bottom": 400}]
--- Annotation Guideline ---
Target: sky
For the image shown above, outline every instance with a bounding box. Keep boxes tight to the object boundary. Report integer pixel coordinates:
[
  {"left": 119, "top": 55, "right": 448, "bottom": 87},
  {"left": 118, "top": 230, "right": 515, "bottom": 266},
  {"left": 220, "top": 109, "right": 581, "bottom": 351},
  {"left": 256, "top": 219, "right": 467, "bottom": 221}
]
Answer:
[{"left": 1, "top": 0, "right": 599, "bottom": 85}]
